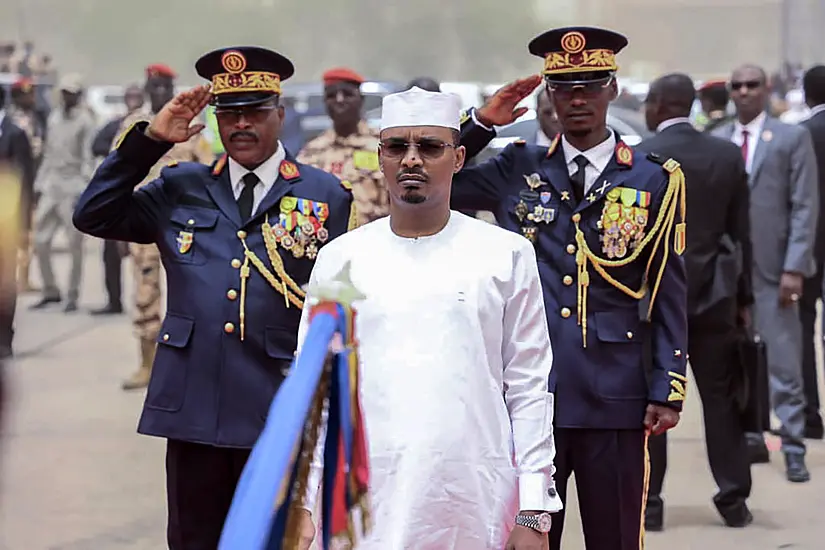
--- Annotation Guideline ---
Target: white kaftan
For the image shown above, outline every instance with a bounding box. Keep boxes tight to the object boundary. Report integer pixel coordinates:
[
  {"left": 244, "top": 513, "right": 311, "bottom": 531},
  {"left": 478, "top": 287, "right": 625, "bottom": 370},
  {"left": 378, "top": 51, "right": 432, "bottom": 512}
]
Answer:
[{"left": 299, "top": 212, "right": 562, "bottom": 550}]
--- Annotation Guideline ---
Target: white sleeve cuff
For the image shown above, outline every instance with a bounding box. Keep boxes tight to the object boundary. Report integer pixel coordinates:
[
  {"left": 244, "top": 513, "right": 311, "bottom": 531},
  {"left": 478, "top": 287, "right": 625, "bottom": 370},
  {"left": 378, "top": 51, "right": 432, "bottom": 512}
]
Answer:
[
  {"left": 518, "top": 472, "right": 563, "bottom": 513},
  {"left": 470, "top": 108, "right": 494, "bottom": 132}
]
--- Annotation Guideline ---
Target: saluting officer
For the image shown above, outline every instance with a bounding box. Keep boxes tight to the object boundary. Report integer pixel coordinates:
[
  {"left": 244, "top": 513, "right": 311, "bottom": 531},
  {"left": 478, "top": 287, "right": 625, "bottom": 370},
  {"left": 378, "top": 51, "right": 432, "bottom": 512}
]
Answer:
[
  {"left": 451, "top": 27, "right": 689, "bottom": 549},
  {"left": 73, "top": 46, "right": 354, "bottom": 550}
]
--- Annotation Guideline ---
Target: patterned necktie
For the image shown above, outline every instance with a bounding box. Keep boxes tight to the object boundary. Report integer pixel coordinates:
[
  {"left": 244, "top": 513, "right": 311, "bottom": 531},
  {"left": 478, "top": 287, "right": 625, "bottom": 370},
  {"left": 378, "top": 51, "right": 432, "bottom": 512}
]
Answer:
[
  {"left": 238, "top": 172, "right": 260, "bottom": 221},
  {"left": 570, "top": 155, "right": 589, "bottom": 202}
]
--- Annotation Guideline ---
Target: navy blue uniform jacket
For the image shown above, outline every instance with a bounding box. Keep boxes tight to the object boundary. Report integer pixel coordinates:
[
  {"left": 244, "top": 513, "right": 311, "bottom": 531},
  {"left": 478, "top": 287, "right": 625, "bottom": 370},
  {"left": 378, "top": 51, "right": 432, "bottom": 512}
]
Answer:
[
  {"left": 452, "top": 112, "right": 689, "bottom": 430},
  {"left": 73, "top": 122, "right": 353, "bottom": 448}
]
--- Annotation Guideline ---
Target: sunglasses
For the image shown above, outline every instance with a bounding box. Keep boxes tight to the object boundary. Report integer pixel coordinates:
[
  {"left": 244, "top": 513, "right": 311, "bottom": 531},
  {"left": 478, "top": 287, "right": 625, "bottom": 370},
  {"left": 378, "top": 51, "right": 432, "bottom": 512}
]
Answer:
[
  {"left": 545, "top": 75, "right": 614, "bottom": 98},
  {"left": 379, "top": 138, "right": 455, "bottom": 160},
  {"left": 214, "top": 103, "right": 278, "bottom": 123},
  {"left": 730, "top": 80, "right": 763, "bottom": 91}
]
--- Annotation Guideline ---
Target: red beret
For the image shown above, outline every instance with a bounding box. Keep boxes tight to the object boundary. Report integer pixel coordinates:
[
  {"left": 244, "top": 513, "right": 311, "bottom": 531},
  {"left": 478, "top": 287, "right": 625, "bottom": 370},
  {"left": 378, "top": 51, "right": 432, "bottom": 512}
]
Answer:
[
  {"left": 322, "top": 67, "right": 364, "bottom": 86},
  {"left": 146, "top": 63, "right": 177, "bottom": 79},
  {"left": 698, "top": 79, "right": 727, "bottom": 92},
  {"left": 11, "top": 77, "right": 33, "bottom": 93}
]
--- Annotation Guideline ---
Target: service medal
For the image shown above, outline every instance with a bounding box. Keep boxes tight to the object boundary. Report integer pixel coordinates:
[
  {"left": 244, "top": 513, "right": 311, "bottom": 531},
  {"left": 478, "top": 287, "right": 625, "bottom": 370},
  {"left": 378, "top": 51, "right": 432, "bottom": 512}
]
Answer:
[{"left": 176, "top": 231, "right": 193, "bottom": 254}]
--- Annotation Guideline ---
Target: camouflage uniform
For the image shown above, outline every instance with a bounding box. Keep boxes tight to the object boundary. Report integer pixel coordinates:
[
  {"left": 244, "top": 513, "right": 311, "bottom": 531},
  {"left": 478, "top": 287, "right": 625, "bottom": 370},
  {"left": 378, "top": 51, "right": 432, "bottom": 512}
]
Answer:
[
  {"left": 297, "top": 121, "right": 387, "bottom": 227},
  {"left": 113, "top": 111, "right": 214, "bottom": 389},
  {"left": 9, "top": 106, "right": 45, "bottom": 293}
]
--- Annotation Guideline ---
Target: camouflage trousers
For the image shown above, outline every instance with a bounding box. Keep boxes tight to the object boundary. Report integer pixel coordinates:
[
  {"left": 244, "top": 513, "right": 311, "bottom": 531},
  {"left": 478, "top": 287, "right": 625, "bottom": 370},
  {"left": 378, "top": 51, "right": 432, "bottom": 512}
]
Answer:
[{"left": 130, "top": 243, "right": 162, "bottom": 340}]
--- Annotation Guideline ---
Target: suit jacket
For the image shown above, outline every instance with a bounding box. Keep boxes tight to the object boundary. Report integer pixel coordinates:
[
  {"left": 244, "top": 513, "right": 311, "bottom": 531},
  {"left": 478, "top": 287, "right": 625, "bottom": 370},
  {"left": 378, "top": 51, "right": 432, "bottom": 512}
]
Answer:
[
  {"left": 801, "top": 109, "right": 825, "bottom": 262},
  {"left": 637, "top": 122, "right": 752, "bottom": 318},
  {"left": 452, "top": 112, "right": 689, "bottom": 430},
  {"left": 713, "top": 116, "right": 819, "bottom": 282},
  {"left": 0, "top": 115, "right": 36, "bottom": 230},
  {"left": 73, "top": 122, "right": 354, "bottom": 448}
]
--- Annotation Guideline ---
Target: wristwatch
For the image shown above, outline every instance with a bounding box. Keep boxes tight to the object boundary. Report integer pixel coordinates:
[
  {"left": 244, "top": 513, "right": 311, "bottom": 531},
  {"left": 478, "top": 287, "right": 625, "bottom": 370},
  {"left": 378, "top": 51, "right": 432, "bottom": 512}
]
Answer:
[{"left": 515, "top": 512, "right": 552, "bottom": 534}]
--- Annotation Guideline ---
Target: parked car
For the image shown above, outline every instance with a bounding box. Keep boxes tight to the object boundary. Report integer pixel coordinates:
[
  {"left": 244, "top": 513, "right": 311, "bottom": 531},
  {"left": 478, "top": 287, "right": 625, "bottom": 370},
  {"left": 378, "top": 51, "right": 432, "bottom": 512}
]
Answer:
[{"left": 472, "top": 104, "right": 652, "bottom": 164}]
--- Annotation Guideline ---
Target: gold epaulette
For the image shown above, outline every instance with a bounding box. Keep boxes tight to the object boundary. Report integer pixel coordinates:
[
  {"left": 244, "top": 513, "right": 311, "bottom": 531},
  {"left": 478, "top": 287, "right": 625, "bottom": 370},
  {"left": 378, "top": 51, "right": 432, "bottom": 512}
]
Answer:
[{"left": 572, "top": 157, "right": 686, "bottom": 347}]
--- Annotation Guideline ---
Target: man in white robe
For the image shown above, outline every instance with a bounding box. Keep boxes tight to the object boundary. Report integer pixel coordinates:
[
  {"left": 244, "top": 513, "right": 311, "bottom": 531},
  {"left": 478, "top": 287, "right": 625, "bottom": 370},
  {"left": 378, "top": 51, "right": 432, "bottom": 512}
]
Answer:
[{"left": 297, "top": 86, "right": 563, "bottom": 550}]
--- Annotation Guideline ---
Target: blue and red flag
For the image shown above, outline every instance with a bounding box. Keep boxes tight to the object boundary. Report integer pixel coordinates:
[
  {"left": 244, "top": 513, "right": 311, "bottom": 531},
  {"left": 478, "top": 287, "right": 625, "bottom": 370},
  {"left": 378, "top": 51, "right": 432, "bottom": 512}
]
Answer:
[{"left": 219, "top": 297, "right": 370, "bottom": 550}]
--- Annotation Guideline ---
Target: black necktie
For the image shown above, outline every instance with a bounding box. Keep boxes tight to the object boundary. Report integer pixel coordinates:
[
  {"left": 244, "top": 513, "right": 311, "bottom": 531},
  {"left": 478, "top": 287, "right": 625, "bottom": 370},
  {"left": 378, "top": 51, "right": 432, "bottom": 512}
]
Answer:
[
  {"left": 238, "top": 172, "right": 259, "bottom": 221},
  {"left": 570, "top": 155, "right": 589, "bottom": 202}
]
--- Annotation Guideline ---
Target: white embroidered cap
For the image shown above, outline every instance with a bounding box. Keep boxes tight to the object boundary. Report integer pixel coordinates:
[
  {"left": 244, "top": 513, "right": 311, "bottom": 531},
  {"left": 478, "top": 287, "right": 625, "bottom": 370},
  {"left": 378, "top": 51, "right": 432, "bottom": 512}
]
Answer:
[{"left": 380, "top": 86, "right": 462, "bottom": 131}]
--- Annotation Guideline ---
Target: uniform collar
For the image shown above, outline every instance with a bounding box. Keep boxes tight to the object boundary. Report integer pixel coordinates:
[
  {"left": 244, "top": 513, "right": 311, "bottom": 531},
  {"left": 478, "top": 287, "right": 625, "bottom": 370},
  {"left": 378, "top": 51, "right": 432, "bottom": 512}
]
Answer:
[
  {"left": 228, "top": 142, "right": 286, "bottom": 194},
  {"left": 560, "top": 131, "right": 616, "bottom": 174}
]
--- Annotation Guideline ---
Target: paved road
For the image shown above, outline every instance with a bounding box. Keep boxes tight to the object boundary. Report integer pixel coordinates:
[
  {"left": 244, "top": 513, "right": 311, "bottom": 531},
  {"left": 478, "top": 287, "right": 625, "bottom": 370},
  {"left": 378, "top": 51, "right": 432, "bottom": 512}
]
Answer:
[{"left": 1, "top": 245, "right": 824, "bottom": 549}]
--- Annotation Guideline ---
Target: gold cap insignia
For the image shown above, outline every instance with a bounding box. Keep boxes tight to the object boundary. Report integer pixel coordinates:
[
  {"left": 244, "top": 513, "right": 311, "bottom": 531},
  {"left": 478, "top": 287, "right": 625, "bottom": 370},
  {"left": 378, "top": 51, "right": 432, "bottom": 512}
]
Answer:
[
  {"left": 221, "top": 50, "right": 247, "bottom": 74},
  {"left": 561, "top": 31, "right": 586, "bottom": 54}
]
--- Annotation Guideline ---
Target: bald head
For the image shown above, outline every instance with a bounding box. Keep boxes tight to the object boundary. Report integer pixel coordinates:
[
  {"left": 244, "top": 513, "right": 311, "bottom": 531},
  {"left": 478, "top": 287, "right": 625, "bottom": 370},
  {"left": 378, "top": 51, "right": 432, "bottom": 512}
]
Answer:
[
  {"left": 649, "top": 73, "right": 696, "bottom": 115},
  {"left": 644, "top": 73, "right": 696, "bottom": 132}
]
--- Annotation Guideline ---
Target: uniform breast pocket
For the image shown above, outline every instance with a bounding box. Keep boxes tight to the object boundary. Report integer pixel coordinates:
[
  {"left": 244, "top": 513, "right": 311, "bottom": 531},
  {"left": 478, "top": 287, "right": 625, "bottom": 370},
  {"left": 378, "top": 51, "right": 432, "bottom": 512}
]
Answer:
[{"left": 167, "top": 208, "right": 219, "bottom": 266}]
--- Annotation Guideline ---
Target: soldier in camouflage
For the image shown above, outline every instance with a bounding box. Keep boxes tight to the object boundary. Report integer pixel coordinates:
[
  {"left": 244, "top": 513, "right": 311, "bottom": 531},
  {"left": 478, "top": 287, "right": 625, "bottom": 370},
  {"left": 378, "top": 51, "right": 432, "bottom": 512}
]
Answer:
[
  {"left": 9, "top": 77, "right": 46, "bottom": 293},
  {"left": 297, "top": 67, "right": 387, "bottom": 227},
  {"left": 113, "top": 64, "right": 213, "bottom": 391}
]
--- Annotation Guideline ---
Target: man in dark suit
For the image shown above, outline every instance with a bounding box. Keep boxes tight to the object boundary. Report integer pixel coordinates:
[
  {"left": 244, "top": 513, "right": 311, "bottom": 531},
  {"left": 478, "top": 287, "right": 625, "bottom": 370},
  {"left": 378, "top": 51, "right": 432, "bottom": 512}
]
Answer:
[
  {"left": 637, "top": 73, "right": 753, "bottom": 530},
  {"left": 799, "top": 65, "right": 825, "bottom": 440},
  {"left": 0, "top": 86, "right": 36, "bottom": 358}
]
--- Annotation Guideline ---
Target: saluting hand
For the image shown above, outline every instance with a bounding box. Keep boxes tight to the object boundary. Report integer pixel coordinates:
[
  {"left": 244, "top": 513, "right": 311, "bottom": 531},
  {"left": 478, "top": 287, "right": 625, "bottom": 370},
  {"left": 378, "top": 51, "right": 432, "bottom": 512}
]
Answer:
[
  {"left": 146, "top": 84, "right": 211, "bottom": 143},
  {"left": 476, "top": 75, "right": 543, "bottom": 127}
]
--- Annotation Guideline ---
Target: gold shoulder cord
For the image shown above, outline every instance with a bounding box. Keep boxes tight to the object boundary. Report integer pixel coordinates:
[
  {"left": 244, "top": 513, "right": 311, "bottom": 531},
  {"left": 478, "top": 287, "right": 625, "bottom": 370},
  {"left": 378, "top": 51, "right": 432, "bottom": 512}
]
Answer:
[
  {"left": 236, "top": 214, "right": 308, "bottom": 340},
  {"left": 573, "top": 159, "right": 686, "bottom": 347}
]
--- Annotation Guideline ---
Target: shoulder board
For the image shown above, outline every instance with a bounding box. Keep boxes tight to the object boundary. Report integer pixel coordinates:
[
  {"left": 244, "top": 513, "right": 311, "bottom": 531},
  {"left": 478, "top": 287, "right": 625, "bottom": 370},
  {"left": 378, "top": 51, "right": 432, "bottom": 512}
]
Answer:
[
  {"left": 647, "top": 152, "right": 681, "bottom": 174},
  {"left": 513, "top": 139, "right": 527, "bottom": 146},
  {"left": 166, "top": 160, "right": 179, "bottom": 168},
  {"left": 340, "top": 179, "right": 353, "bottom": 192},
  {"left": 646, "top": 152, "right": 666, "bottom": 165}
]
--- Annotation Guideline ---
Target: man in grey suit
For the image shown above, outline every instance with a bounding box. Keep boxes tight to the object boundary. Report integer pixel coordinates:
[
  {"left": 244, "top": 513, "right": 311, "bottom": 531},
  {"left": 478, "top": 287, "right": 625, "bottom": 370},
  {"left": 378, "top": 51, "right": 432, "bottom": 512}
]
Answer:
[{"left": 713, "top": 64, "right": 818, "bottom": 483}]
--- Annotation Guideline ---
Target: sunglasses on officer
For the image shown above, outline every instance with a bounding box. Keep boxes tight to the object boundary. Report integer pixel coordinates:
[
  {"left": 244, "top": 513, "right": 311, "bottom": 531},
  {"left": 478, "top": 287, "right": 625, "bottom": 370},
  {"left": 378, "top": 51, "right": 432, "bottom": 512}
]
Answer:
[
  {"left": 545, "top": 73, "right": 615, "bottom": 98},
  {"left": 214, "top": 99, "right": 279, "bottom": 123},
  {"left": 729, "top": 79, "right": 764, "bottom": 91}
]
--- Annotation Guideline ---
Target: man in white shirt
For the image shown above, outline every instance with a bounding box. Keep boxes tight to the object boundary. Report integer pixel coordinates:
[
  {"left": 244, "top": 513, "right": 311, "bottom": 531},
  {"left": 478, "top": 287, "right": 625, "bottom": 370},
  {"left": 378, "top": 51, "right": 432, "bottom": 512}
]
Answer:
[{"left": 299, "top": 86, "right": 563, "bottom": 549}]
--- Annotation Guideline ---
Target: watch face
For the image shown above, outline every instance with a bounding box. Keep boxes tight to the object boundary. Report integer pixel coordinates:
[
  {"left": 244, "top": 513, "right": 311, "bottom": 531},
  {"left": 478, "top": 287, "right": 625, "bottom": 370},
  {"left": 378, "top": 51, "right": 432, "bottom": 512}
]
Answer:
[{"left": 537, "top": 513, "right": 552, "bottom": 533}]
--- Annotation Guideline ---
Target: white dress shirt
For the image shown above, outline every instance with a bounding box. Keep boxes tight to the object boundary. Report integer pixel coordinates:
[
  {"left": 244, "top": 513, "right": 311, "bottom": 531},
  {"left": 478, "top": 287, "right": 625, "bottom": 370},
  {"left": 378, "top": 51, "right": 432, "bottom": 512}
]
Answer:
[
  {"left": 227, "top": 142, "right": 285, "bottom": 215},
  {"left": 561, "top": 132, "right": 616, "bottom": 195},
  {"left": 732, "top": 112, "right": 766, "bottom": 173},
  {"left": 656, "top": 117, "right": 692, "bottom": 133},
  {"left": 300, "top": 212, "right": 562, "bottom": 548}
]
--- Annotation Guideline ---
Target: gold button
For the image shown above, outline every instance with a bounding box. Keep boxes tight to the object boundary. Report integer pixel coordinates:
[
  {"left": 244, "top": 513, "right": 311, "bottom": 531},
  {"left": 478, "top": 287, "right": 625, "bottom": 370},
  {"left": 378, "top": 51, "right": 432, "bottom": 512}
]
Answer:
[
  {"left": 237, "top": 230, "right": 247, "bottom": 239},
  {"left": 566, "top": 244, "right": 576, "bottom": 254},
  {"left": 224, "top": 322, "right": 235, "bottom": 334},
  {"left": 162, "top": 333, "right": 170, "bottom": 342},
  {"left": 231, "top": 258, "right": 241, "bottom": 268},
  {"left": 572, "top": 213, "right": 581, "bottom": 223},
  {"left": 563, "top": 275, "right": 573, "bottom": 286},
  {"left": 560, "top": 307, "right": 571, "bottom": 319},
  {"left": 627, "top": 331, "right": 634, "bottom": 339},
  {"left": 187, "top": 219, "right": 195, "bottom": 225},
  {"left": 226, "top": 289, "right": 238, "bottom": 300}
]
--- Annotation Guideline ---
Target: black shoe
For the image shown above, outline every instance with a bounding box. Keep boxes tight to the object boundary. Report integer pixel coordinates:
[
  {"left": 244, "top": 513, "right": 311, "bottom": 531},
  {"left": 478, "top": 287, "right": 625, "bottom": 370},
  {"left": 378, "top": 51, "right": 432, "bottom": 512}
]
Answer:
[
  {"left": 644, "top": 496, "right": 663, "bottom": 532},
  {"left": 90, "top": 303, "right": 123, "bottom": 315},
  {"left": 63, "top": 301, "right": 78, "bottom": 313},
  {"left": 747, "top": 440, "right": 770, "bottom": 464},
  {"left": 785, "top": 454, "right": 810, "bottom": 483},
  {"left": 804, "top": 418, "right": 824, "bottom": 440},
  {"left": 29, "top": 295, "right": 61, "bottom": 310},
  {"left": 720, "top": 505, "right": 753, "bottom": 528}
]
